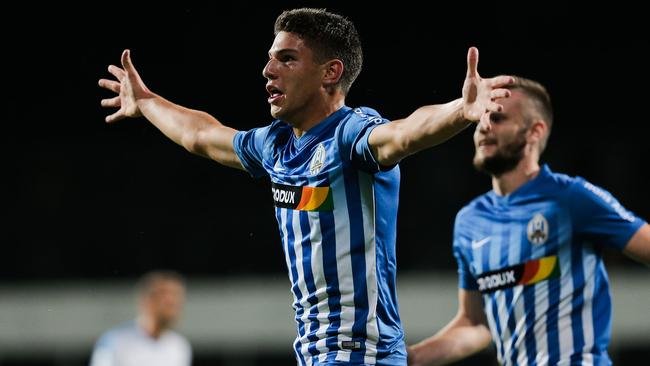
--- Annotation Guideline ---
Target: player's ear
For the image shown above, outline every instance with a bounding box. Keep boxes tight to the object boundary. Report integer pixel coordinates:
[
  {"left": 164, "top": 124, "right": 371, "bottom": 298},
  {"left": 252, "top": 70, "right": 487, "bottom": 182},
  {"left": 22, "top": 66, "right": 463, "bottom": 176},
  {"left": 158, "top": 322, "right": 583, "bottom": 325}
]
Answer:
[
  {"left": 528, "top": 119, "right": 548, "bottom": 145},
  {"left": 322, "top": 59, "right": 344, "bottom": 87}
]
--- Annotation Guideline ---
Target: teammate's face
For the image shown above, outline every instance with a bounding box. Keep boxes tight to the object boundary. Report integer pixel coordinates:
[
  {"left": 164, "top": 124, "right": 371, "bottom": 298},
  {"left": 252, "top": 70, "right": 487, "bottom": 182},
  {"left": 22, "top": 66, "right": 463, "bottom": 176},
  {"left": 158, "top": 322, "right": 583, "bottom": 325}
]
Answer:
[
  {"left": 144, "top": 280, "right": 185, "bottom": 329},
  {"left": 473, "top": 91, "right": 529, "bottom": 176},
  {"left": 263, "top": 31, "right": 327, "bottom": 126}
]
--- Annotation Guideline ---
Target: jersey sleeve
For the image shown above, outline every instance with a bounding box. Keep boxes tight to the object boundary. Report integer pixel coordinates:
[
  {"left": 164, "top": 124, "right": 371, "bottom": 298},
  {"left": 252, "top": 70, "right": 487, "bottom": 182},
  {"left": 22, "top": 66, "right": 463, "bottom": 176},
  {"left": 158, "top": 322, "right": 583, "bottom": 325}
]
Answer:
[
  {"left": 453, "top": 211, "right": 479, "bottom": 290},
  {"left": 232, "top": 126, "right": 272, "bottom": 178},
  {"left": 569, "top": 178, "right": 646, "bottom": 250},
  {"left": 339, "top": 107, "right": 397, "bottom": 174}
]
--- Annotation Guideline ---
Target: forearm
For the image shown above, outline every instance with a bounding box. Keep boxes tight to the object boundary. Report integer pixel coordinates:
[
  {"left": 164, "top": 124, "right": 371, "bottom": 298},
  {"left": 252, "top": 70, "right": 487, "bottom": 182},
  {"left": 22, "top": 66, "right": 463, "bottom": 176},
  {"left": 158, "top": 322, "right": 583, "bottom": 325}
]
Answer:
[
  {"left": 137, "top": 94, "right": 220, "bottom": 148},
  {"left": 137, "top": 94, "right": 241, "bottom": 167},
  {"left": 400, "top": 98, "right": 469, "bottom": 152},
  {"left": 371, "top": 99, "right": 470, "bottom": 165},
  {"left": 409, "top": 319, "right": 491, "bottom": 366}
]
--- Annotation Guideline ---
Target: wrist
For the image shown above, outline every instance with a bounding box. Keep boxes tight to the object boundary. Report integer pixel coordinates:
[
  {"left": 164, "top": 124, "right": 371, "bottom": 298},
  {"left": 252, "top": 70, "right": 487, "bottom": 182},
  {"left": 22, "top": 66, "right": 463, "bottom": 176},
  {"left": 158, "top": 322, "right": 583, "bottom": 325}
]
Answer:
[{"left": 452, "top": 98, "right": 471, "bottom": 127}]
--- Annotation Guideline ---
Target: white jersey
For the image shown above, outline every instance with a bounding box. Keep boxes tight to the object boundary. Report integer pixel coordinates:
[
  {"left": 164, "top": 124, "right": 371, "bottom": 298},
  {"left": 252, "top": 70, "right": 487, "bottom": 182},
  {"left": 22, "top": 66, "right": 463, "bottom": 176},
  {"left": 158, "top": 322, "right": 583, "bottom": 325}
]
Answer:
[{"left": 89, "top": 321, "right": 191, "bottom": 366}]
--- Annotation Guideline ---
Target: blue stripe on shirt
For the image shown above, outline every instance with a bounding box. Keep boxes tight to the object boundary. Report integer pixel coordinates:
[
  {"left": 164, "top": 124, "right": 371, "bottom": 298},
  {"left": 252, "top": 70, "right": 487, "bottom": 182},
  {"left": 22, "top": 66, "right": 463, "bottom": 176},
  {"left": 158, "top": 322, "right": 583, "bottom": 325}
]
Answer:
[{"left": 343, "top": 166, "right": 369, "bottom": 364}]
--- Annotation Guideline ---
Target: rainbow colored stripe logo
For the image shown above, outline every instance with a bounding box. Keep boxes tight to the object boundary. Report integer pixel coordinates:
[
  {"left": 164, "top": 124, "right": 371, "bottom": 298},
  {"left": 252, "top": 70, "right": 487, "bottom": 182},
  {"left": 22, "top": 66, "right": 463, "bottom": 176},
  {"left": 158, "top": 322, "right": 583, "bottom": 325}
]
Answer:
[
  {"left": 476, "top": 255, "right": 560, "bottom": 293},
  {"left": 271, "top": 182, "right": 333, "bottom": 211},
  {"left": 519, "top": 255, "right": 559, "bottom": 286}
]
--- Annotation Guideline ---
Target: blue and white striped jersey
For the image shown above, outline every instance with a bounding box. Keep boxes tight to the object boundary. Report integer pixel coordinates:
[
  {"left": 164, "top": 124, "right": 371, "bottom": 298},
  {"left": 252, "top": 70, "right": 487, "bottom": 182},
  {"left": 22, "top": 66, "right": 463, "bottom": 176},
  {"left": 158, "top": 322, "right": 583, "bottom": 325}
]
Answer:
[
  {"left": 453, "top": 165, "right": 645, "bottom": 366},
  {"left": 233, "top": 106, "right": 406, "bottom": 366}
]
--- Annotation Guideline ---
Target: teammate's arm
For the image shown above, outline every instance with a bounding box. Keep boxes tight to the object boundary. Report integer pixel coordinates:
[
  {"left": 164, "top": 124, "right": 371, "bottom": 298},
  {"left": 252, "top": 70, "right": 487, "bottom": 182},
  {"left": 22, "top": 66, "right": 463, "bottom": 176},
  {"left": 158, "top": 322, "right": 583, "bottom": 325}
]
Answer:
[
  {"left": 623, "top": 223, "right": 650, "bottom": 266},
  {"left": 368, "top": 47, "right": 514, "bottom": 167},
  {"left": 407, "top": 289, "right": 492, "bottom": 366},
  {"left": 98, "top": 49, "right": 244, "bottom": 170}
]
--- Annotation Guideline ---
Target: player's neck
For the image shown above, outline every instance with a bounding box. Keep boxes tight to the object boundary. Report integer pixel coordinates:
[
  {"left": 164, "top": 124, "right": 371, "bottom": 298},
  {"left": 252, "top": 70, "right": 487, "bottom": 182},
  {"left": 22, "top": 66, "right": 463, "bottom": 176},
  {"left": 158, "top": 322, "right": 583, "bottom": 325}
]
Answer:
[
  {"left": 291, "top": 95, "right": 345, "bottom": 138},
  {"left": 492, "top": 158, "right": 540, "bottom": 196}
]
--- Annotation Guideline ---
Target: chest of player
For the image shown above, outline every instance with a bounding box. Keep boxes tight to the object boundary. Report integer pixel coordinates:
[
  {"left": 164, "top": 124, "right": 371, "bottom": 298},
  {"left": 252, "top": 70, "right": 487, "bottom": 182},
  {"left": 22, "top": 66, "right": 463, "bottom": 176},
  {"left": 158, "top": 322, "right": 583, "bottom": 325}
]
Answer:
[
  {"left": 117, "top": 339, "right": 187, "bottom": 366},
  {"left": 268, "top": 139, "right": 344, "bottom": 212},
  {"left": 466, "top": 201, "right": 571, "bottom": 281}
]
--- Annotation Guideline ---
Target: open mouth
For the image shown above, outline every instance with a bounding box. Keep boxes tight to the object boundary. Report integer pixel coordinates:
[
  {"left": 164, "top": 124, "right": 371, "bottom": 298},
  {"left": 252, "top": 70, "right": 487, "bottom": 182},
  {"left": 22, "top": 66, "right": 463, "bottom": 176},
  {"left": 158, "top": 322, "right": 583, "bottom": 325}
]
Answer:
[
  {"left": 478, "top": 139, "right": 497, "bottom": 148},
  {"left": 266, "top": 85, "right": 284, "bottom": 104}
]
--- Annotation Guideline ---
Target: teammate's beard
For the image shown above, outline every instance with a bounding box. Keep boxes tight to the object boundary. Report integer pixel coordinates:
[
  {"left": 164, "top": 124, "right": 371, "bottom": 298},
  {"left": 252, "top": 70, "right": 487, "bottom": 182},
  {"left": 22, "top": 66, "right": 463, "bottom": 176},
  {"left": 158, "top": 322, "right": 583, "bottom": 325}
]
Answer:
[{"left": 474, "top": 127, "right": 528, "bottom": 177}]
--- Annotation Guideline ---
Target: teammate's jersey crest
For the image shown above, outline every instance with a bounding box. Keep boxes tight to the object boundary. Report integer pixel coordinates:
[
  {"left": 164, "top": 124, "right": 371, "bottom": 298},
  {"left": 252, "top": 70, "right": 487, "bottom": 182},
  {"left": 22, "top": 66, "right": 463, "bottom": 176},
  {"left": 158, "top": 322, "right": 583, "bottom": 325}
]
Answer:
[
  {"left": 527, "top": 213, "right": 549, "bottom": 245},
  {"left": 309, "top": 143, "right": 326, "bottom": 175}
]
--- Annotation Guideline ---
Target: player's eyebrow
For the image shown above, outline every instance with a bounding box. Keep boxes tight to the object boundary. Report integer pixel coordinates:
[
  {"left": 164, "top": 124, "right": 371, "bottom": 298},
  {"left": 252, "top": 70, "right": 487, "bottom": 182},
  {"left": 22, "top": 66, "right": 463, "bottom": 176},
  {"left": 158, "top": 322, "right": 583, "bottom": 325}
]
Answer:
[{"left": 268, "top": 48, "right": 299, "bottom": 58}]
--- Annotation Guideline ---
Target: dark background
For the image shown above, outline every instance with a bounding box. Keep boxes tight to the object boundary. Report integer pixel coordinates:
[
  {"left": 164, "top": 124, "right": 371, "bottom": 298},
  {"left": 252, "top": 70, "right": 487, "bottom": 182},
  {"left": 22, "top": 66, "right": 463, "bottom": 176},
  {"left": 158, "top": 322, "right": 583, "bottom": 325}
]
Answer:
[{"left": 4, "top": 2, "right": 649, "bottom": 281}]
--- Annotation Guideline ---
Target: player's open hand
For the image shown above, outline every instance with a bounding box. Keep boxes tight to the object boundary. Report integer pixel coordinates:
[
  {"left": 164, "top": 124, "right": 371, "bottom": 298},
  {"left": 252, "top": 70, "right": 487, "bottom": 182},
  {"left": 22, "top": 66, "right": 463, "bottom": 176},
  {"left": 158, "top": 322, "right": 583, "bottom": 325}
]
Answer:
[
  {"left": 462, "top": 47, "right": 515, "bottom": 130},
  {"left": 98, "top": 49, "right": 151, "bottom": 123}
]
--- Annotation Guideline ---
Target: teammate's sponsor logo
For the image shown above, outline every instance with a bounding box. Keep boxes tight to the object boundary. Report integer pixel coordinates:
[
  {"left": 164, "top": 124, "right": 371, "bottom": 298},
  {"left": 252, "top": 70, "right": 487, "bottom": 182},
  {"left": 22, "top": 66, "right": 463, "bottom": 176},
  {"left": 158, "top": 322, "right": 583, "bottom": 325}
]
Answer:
[
  {"left": 477, "top": 270, "right": 517, "bottom": 291},
  {"left": 476, "top": 255, "right": 560, "bottom": 293},
  {"left": 309, "top": 143, "right": 326, "bottom": 175},
  {"left": 527, "top": 213, "right": 549, "bottom": 245},
  {"left": 271, "top": 182, "right": 333, "bottom": 211},
  {"left": 471, "top": 236, "right": 491, "bottom": 249}
]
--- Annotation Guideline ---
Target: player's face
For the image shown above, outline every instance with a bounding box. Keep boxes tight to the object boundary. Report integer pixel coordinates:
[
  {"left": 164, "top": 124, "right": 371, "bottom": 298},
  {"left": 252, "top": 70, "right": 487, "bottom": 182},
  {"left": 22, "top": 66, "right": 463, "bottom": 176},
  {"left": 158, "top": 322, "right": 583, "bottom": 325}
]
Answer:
[
  {"left": 146, "top": 280, "right": 185, "bottom": 328},
  {"left": 473, "top": 91, "right": 530, "bottom": 176},
  {"left": 263, "top": 31, "right": 327, "bottom": 126}
]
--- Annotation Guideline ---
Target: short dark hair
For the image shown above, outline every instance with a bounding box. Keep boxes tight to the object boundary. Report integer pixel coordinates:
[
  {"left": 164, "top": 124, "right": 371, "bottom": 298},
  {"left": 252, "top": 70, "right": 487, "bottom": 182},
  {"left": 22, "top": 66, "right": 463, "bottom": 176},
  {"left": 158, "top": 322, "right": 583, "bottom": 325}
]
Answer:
[
  {"left": 505, "top": 76, "right": 554, "bottom": 152},
  {"left": 274, "top": 8, "right": 363, "bottom": 95},
  {"left": 135, "top": 270, "right": 185, "bottom": 297},
  {"left": 505, "top": 76, "right": 553, "bottom": 129}
]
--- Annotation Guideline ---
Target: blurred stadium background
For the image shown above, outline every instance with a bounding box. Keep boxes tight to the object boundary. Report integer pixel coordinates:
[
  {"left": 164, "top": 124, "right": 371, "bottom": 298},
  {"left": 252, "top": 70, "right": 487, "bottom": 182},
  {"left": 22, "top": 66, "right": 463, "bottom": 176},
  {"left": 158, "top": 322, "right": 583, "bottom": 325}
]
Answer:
[{"left": 3, "top": 2, "right": 649, "bottom": 365}]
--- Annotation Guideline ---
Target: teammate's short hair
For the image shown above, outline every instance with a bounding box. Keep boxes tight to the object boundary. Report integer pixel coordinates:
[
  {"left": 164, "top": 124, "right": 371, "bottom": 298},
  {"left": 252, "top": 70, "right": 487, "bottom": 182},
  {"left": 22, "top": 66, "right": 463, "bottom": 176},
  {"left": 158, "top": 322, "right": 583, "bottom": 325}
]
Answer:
[
  {"left": 135, "top": 270, "right": 186, "bottom": 298},
  {"left": 504, "top": 76, "right": 554, "bottom": 153}
]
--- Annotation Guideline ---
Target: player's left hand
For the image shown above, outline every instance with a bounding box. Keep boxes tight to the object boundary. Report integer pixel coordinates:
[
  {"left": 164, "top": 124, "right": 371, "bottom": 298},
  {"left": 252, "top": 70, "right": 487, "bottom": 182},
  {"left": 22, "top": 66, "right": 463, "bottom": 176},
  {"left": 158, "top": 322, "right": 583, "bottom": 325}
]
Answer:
[{"left": 462, "top": 47, "right": 515, "bottom": 130}]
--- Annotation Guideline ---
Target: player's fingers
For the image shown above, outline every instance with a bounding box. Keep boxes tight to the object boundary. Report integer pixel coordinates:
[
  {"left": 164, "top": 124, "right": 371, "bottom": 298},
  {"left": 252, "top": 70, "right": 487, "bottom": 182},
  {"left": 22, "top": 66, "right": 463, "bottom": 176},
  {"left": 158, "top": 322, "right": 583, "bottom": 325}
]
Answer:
[
  {"left": 486, "top": 101, "right": 504, "bottom": 113},
  {"left": 121, "top": 49, "right": 136, "bottom": 74},
  {"left": 105, "top": 110, "right": 125, "bottom": 124},
  {"left": 490, "top": 75, "right": 515, "bottom": 88},
  {"left": 466, "top": 47, "right": 479, "bottom": 78},
  {"left": 101, "top": 96, "right": 121, "bottom": 108},
  {"left": 490, "top": 88, "right": 511, "bottom": 101},
  {"left": 108, "top": 65, "right": 125, "bottom": 81},
  {"left": 479, "top": 112, "right": 492, "bottom": 131},
  {"left": 98, "top": 79, "right": 121, "bottom": 94}
]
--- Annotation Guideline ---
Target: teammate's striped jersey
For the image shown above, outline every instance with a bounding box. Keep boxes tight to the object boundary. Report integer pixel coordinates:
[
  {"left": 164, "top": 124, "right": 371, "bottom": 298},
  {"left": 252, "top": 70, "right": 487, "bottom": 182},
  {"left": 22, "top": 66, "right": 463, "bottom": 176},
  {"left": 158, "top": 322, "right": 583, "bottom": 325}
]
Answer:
[
  {"left": 453, "top": 165, "right": 645, "bottom": 366},
  {"left": 233, "top": 106, "right": 406, "bottom": 366}
]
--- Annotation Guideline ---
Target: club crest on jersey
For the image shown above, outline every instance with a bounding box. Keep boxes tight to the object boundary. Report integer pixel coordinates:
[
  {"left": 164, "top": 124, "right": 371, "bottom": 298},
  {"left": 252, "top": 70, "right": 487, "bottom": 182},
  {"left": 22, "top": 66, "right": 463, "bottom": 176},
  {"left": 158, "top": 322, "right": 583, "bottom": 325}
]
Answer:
[
  {"left": 527, "top": 213, "right": 549, "bottom": 245},
  {"left": 309, "top": 143, "right": 326, "bottom": 175}
]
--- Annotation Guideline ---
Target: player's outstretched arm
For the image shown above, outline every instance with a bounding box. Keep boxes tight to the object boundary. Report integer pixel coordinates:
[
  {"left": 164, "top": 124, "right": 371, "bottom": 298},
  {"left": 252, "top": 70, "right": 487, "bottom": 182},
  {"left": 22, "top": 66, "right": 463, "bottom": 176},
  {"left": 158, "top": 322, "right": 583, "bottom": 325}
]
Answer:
[
  {"left": 624, "top": 223, "right": 650, "bottom": 266},
  {"left": 407, "top": 289, "right": 492, "bottom": 366},
  {"left": 99, "top": 49, "right": 244, "bottom": 170},
  {"left": 368, "top": 47, "right": 514, "bottom": 167}
]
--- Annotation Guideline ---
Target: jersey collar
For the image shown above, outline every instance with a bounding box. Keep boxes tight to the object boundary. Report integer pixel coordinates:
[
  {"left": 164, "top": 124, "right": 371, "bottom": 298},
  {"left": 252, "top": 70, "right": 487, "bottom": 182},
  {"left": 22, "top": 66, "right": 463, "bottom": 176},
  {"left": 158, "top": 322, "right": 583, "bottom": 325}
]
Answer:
[{"left": 292, "top": 106, "right": 351, "bottom": 150}]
